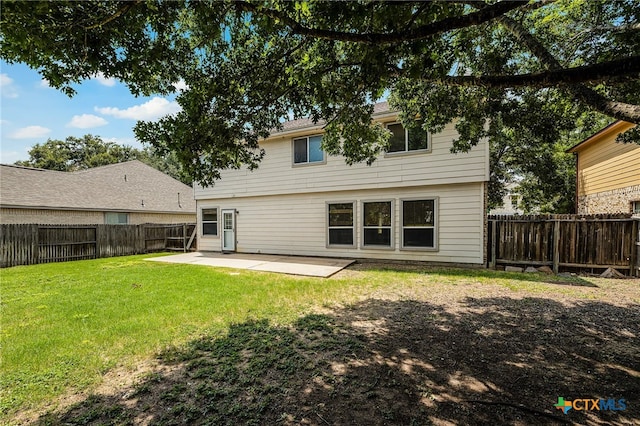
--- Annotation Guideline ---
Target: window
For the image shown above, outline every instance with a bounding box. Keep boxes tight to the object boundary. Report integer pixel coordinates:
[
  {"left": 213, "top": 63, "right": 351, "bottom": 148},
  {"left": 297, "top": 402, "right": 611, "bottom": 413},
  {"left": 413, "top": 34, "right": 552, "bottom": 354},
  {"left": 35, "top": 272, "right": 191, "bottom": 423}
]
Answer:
[
  {"left": 387, "top": 122, "right": 429, "bottom": 153},
  {"left": 363, "top": 201, "right": 392, "bottom": 248},
  {"left": 105, "top": 212, "right": 128, "bottom": 224},
  {"left": 202, "top": 208, "right": 218, "bottom": 236},
  {"left": 510, "top": 194, "right": 519, "bottom": 209},
  {"left": 633, "top": 201, "right": 640, "bottom": 214},
  {"left": 402, "top": 199, "right": 437, "bottom": 249},
  {"left": 328, "top": 203, "right": 355, "bottom": 246},
  {"left": 293, "top": 135, "right": 324, "bottom": 164}
]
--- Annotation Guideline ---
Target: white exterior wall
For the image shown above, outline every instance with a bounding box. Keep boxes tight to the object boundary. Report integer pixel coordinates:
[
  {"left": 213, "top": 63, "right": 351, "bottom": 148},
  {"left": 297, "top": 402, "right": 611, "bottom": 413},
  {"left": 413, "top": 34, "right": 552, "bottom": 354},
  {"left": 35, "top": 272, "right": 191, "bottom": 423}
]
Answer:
[
  {"left": 198, "top": 182, "right": 485, "bottom": 264},
  {"left": 195, "top": 122, "right": 488, "bottom": 199},
  {"left": 195, "top": 120, "right": 488, "bottom": 264}
]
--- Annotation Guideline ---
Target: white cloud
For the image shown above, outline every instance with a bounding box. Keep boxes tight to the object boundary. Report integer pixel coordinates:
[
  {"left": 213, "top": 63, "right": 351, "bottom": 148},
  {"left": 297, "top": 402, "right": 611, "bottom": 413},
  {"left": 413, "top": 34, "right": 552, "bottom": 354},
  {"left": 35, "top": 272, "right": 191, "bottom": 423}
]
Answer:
[
  {"left": 9, "top": 125, "right": 51, "bottom": 139},
  {"left": 39, "top": 78, "right": 53, "bottom": 88},
  {"left": 173, "top": 80, "right": 189, "bottom": 92},
  {"left": 0, "top": 73, "right": 19, "bottom": 98},
  {"left": 67, "top": 114, "right": 108, "bottom": 129},
  {"left": 95, "top": 97, "right": 181, "bottom": 121},
  {"left": 0, "top": 148, "right": 28, "bottom": 164},
  {"left": 92, "top": 72, "right": 117, "bottom": 87}
]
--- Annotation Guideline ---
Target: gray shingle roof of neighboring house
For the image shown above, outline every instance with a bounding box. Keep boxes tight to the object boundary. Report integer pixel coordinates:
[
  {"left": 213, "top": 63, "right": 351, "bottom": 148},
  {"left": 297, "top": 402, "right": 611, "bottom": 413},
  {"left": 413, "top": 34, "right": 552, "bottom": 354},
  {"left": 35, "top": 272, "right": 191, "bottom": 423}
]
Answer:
[
  {"left": 275, "top": 101, "right": 392, "bottom": 134},
  {"left": 0, "top": 160, "right": 195, "bottom": 214}
]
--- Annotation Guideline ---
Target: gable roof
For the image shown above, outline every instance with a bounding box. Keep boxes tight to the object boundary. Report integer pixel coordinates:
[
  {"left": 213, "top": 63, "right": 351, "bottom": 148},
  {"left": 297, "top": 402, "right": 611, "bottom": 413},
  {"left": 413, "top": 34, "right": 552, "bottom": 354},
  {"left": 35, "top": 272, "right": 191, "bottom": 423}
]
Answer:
[
  {"left": 567, "top": 120, "right": 637, "bottom": 153},
  {"left": 274, "top": 101, "right": 394, "bottom": 135},
  {"left": 0, "top": 160, "right": 195, "bottom": 214}
]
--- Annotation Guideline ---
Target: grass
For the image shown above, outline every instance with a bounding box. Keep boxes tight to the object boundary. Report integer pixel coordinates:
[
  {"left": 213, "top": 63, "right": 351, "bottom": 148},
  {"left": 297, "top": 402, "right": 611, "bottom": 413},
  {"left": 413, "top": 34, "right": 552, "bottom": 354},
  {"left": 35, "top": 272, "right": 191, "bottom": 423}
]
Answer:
[
  {"left": 0, "top": 254, "right": 624, "bottom": 422},
  {"left": 0, "top": 254, "right": 371, "bottom": 417}
]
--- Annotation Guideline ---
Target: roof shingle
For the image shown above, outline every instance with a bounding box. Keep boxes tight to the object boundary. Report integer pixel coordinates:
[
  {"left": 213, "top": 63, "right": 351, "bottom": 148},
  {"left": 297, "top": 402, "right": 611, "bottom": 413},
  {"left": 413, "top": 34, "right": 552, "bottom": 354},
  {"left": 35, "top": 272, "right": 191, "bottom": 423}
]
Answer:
[
  {"left": 0, "top": 160, "right": 195, "bottom": 213},
  {"left": 274, "top": 101, "right": 392, "bottom": 134}
]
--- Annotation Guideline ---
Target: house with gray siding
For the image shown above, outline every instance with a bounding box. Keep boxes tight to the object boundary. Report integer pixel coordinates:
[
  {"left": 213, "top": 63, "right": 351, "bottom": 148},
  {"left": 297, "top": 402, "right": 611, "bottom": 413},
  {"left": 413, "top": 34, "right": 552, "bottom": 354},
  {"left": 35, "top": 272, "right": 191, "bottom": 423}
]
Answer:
[
  {"left": 194, "top": 102, "right": 490, "bottom": 265},
  {"left": 0, "top": 160, "right": 195, "bottom": 224}
]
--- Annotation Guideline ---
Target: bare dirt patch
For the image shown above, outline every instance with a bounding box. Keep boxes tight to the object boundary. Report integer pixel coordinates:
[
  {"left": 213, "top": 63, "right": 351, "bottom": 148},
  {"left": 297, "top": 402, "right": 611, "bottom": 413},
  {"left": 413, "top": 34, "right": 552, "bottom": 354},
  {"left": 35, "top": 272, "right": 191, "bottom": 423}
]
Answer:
[{"left": 19, "top": 267, "right": 640, "bottom": 425}]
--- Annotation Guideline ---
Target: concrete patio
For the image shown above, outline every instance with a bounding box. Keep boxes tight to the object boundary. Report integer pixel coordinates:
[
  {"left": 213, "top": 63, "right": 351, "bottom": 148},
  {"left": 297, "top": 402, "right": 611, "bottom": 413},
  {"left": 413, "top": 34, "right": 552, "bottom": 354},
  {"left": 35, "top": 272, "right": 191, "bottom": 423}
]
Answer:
[{"left": 146, "top": 251, "right": 355, "bottom": 278}]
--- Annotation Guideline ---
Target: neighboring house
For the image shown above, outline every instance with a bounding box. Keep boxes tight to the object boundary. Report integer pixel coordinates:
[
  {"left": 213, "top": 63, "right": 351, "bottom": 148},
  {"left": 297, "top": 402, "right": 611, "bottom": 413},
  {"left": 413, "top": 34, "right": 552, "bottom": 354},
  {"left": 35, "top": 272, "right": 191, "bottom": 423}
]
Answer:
[
  {"left": 0, "top": 160, "right": 196, "bottom": 224},
  {"left": 567, "top": 121, "right": 640, "bottom": 215},
  {"left": 489, "top": 183, "right": 524, "bottom": 215},
  {"left": 194, "top": 102, "right": 490, "bottom": 265}
]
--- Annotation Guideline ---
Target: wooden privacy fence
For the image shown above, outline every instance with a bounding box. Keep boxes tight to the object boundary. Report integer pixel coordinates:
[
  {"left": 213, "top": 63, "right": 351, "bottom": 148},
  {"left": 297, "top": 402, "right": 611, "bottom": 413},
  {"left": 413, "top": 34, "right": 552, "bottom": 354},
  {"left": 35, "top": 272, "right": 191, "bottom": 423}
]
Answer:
[
  {"left": 0, "top": 223, "right": 196, "bottom": 268},
  {"left": 488, "top": 214, "right": 640, "bottom": 276}
]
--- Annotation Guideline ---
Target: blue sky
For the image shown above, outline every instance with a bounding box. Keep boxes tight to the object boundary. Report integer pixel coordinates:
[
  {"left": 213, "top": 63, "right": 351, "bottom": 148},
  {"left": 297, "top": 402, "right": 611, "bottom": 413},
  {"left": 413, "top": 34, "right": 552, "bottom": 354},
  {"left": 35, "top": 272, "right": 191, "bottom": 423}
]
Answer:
[{"left": 0, "top": 61, "right": 183, "bottom": 164}]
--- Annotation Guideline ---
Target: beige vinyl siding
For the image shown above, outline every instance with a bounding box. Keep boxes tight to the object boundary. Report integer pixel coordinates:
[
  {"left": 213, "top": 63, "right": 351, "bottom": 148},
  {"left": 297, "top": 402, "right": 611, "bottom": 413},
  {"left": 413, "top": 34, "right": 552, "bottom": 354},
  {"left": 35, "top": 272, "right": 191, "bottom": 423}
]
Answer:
[
  {"left": 0, "top": 208, "right": 195, "bottom": 225},
  {"left": 571, "top": 121, "right": 640, "bottom": 197},
  {"left": 577, "top": 139, "right": 640, "bottom": 196},
  {"left": 195, "top": 122, "right": 488, "bottom": 200},
  {"left": 197, "top": 182, "right": 484, "bottom": 264}
]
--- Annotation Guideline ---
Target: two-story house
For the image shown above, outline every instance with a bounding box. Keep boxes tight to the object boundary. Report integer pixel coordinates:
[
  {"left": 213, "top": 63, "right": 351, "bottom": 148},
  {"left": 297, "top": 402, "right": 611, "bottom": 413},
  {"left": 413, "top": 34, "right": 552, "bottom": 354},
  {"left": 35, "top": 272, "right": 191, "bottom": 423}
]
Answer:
[
  {"left": 194, "top": 102, "right": 489, "bottom": 265},
  {"left": 567, "top": 121, "right": 640, "bottom": 214}
]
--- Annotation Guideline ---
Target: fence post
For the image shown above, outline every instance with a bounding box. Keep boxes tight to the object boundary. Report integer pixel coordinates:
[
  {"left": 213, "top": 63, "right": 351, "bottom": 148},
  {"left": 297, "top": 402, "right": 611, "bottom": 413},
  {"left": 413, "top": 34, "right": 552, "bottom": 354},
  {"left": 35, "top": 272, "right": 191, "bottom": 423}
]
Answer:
[
  {"left": 138, "top": 224, "right": 145, "bottom": 254},
  {"left": 182, "top": 223, "right": 187, "bottom": 252},
  {"left": 489, "top": 219, "right": 496, "bottom": 269},
  {"left": 552, "top": 219, "right": 560, "bottom": 274},
  {"left": 633, "top": 218, "right": 640, "bottom": 277},
  {"left": 186, "top": 226, "right": 197, "bottom": 251},
  {"left": 95, "top": 225, "right": 103, "bottom": 258},
  {"left": 31, "top": 224, "right": 39, "bottom": 266}
]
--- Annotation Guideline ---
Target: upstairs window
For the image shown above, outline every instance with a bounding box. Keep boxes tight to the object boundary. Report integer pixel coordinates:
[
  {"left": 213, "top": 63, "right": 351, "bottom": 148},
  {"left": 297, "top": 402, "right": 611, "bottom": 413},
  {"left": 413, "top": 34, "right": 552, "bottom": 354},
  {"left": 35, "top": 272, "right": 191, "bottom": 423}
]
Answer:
[
  {"left": 293, "top": 135, "right": 324, "bottom": 165},
  {"left": 387, "top": 122, "right": 429, "bottom": 153},
  {"left": 632, "top": 200, "right": 640, "bottom": 214},
  {"left": 510, "top": 194, "right": 519, "bottom": 209}
]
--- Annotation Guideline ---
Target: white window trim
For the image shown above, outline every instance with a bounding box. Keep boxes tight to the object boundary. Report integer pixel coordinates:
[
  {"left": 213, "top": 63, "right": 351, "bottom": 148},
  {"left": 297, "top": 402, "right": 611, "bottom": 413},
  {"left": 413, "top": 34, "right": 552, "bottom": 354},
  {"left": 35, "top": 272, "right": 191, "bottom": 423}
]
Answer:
[
  {"left": 326, "top": 201, "right": 356, "bottom": 248},
  {"left": 292, "top": 134, "right": 326, "bottom": 166},
  {"left": 384, "top": 121, "right": 431, "bottom": 156},
  {"left": 201, "top": 206, "right": 219, "bottom": 238},
  {"left": 361, "top": 199, "right": 395, "bottom": 250},
  {"left": 400, "top": 197, "right": 439, "bottom": 252}
]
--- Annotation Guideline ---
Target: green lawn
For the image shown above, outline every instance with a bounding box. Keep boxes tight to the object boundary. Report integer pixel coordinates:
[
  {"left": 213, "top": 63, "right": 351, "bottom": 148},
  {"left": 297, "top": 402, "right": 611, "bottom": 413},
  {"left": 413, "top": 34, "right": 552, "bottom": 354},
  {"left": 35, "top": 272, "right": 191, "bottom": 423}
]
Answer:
[
  {"left": 0, "top": 254, "right": 625, "bottom": 422},
  {"left": 0, "top": 254, "right": 368, "bottom": 417}
]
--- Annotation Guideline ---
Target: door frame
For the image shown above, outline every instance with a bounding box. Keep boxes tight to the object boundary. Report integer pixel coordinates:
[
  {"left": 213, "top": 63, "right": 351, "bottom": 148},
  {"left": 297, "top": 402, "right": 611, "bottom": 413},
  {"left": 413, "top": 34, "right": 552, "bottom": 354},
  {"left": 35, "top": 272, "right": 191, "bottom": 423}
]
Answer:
[{"left": 221, "top": 209, "right": 236, "bottom": 252}]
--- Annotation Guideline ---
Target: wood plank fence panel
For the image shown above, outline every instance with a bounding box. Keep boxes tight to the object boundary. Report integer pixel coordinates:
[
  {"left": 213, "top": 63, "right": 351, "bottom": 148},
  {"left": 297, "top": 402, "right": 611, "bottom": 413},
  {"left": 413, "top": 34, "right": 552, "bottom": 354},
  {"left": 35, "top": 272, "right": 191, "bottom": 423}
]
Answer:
[
  {"left": 0, "top": 223, "right": 196, "bottom": 268},
  {"left": 97, "top": 225, "right": 146, "bottom": 258},
  {"left": 144, "top": 225, "right": 168, "bottom": 252},
  {"left": 489, "top": 214, "right": 639, "bottom": 275},
  {"left": 0, "top": 224, "right": 38, "bottom": 267},
  {"left": 38, "top": 225, "right": 97, "bottom": 264}
]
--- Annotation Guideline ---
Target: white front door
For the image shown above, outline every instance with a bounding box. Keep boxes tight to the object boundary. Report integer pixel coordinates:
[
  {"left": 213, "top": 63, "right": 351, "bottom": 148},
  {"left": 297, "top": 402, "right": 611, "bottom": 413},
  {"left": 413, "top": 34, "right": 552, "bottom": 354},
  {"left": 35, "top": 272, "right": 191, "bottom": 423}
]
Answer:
[{"left": 221, "top": 209, "right": 236, "bottom": 252}]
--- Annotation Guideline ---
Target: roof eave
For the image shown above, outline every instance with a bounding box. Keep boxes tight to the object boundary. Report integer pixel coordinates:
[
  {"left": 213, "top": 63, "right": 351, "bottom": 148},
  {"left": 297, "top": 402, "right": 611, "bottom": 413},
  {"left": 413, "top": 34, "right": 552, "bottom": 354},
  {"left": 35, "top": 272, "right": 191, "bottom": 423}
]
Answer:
[
  {"left": 0, "top": 204, "right": 195, "bottom": 214},
  {"left": 266, "top": 110, "right": 398, "bottom": 141},
  {"left": 566, "top": 120, "right": 636, "bottom": 153}
]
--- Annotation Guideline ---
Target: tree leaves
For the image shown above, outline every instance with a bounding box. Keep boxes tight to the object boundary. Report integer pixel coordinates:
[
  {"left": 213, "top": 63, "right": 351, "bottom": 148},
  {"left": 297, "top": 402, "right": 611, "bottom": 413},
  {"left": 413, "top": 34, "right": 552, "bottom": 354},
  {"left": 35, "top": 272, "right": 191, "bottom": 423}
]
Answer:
[
  {"left": 2, "top": 0, "right": 638, "bottom": 206},
  {"left": 15, "top": 135, "right": 192, "bottom": 186}
]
